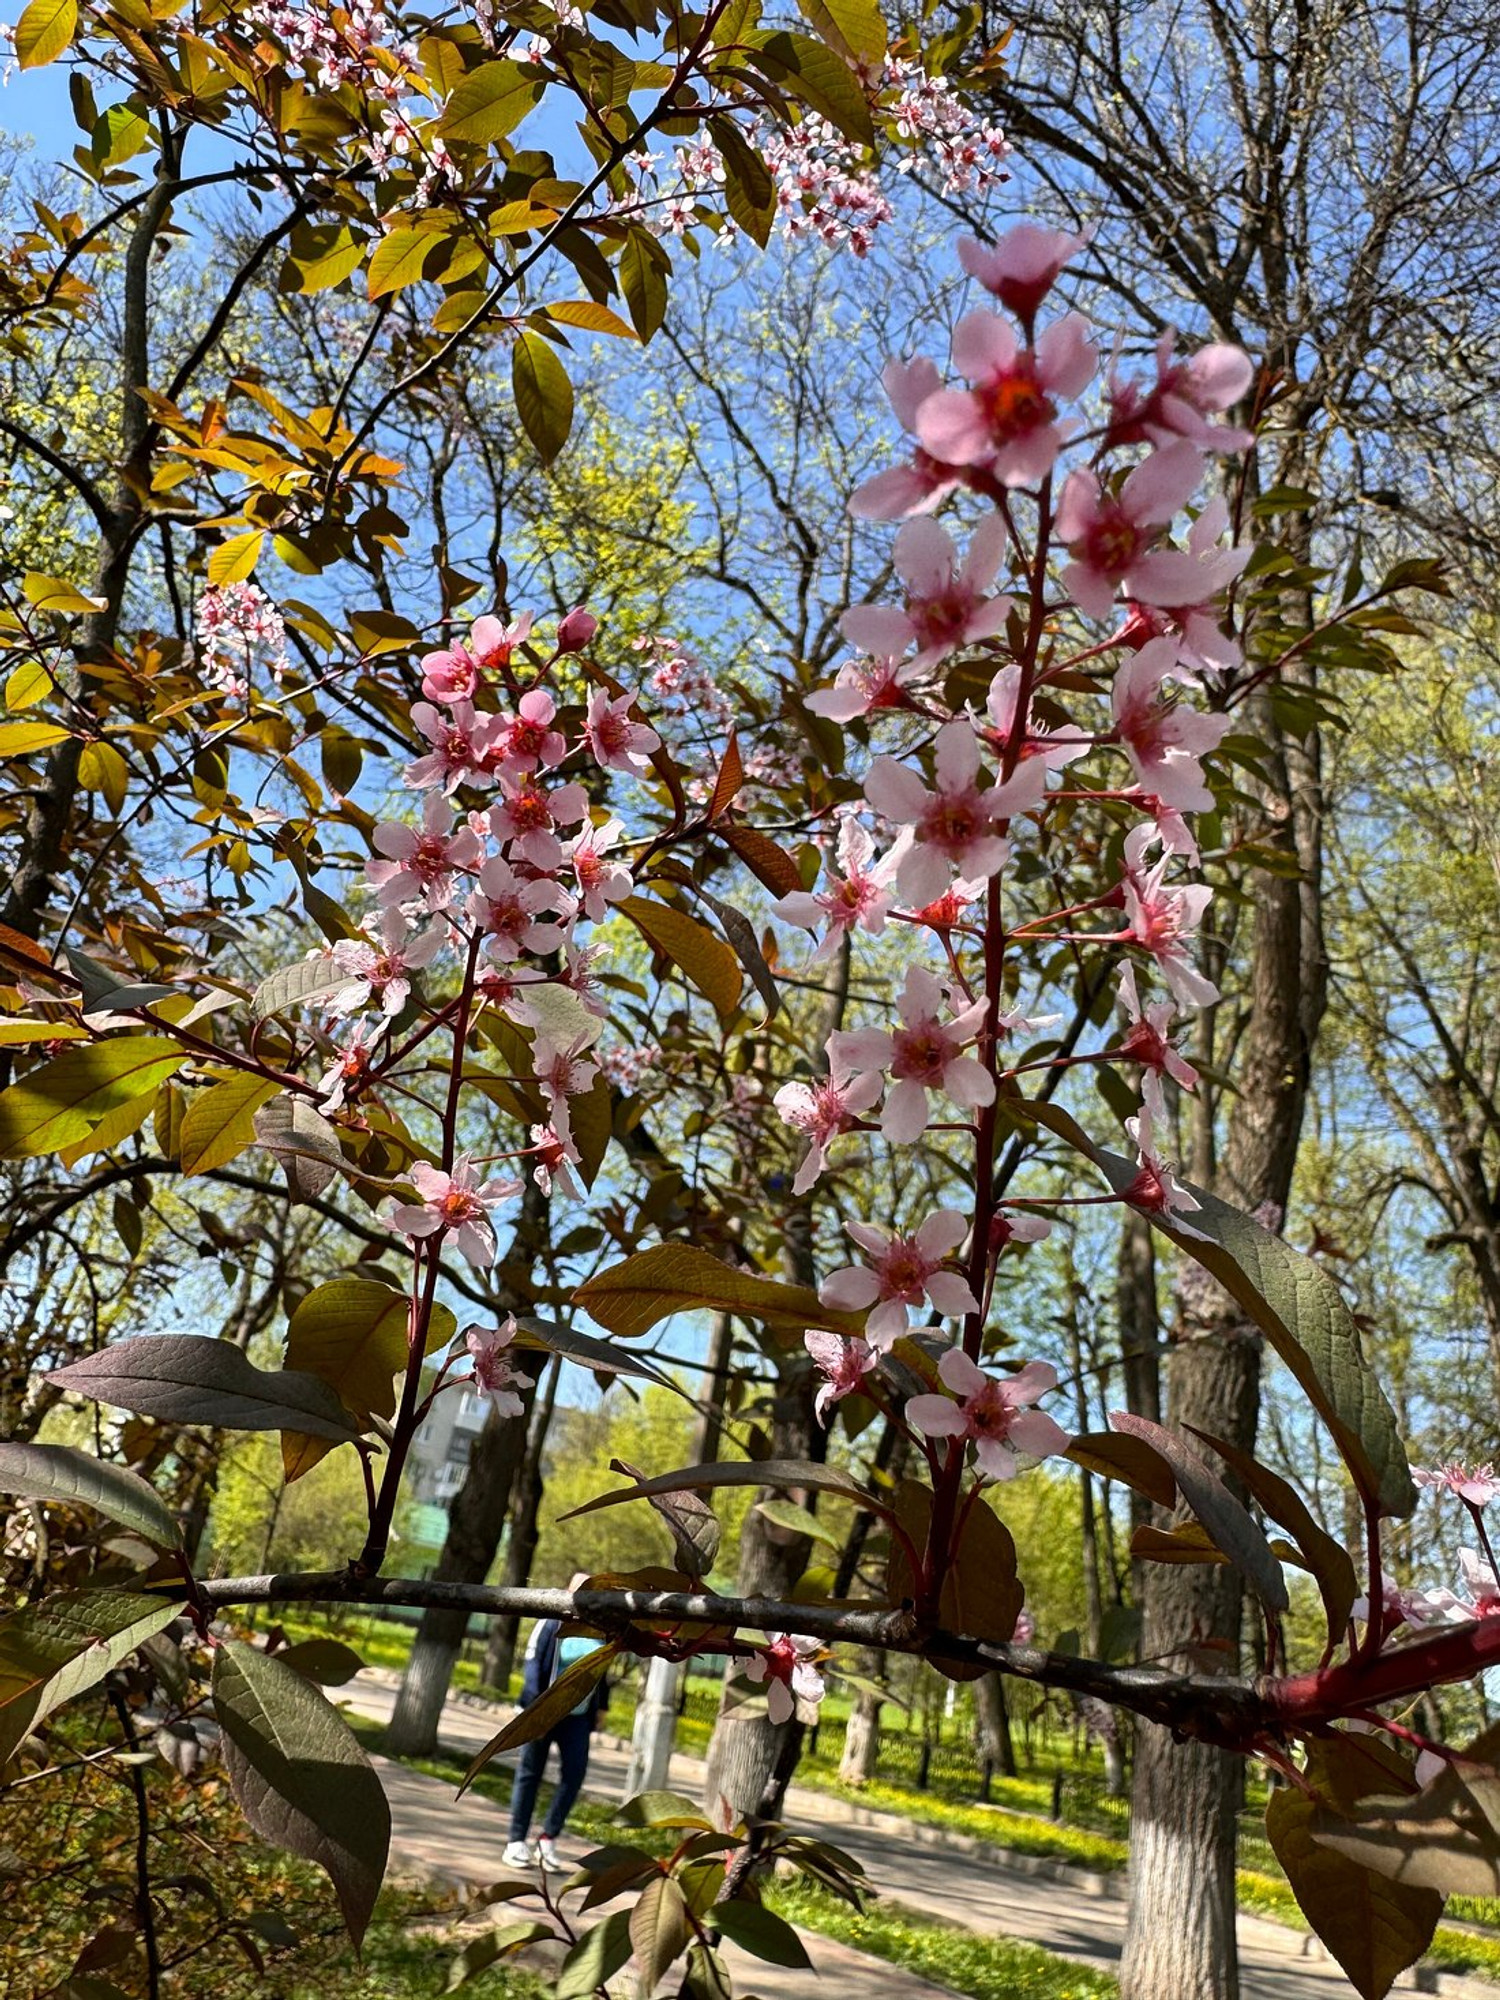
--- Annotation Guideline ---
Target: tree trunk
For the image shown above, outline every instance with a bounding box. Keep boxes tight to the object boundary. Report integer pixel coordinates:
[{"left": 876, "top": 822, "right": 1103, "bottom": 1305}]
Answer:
[
  {"left": 838, "top": 1662, "right": 884, "bottom": 1786},
  {"left": 385, "top": 1373, "right": 538, "bottom": 1754},
  {"left": 626, "top": 1656, "right": 684, "bottom": 1794},
  {"left": 1121, "top": 702, "right": 1327, "bottom": 2000},
  {"left": 973, "top": 1671, "right": 1016, "bottom": 1778},
  {"left": 482, "top": 1353, "right": 561, "bottom": 1692}
]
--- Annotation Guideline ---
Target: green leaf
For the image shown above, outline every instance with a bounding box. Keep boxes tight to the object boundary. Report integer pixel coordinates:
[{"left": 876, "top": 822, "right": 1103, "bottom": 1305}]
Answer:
[
  {"left": 794, "top": 0, "right": 885, "bottom": 62},
  {"left": 609, "top": 1456, "right": 720, "bottom": 1576},
  {"left": 251, "top": 955, "right": 351, "bottom": 1021},
  {"left": 556, "top": 1908, "right": 633, "bottom": 1999},
  {"left": 23, "top": 570, "right": 104, "bottom": 614},
  {"left": 545, "top": 299, "right": 638, "bottom": 339},
  {"left": 713, "top": 1899, "right": 814, "bottom": 1968},
  {"left": 1109, "top": 1413, "right": 1289, "bottom": 1614},
  {"left": 755, "top": 1497, "right": 840, "bottom": 1547},
  {"left": 1052, "top": 1122, "right": 1416, "bottom": 1520},
  {"left": 253, "top": 1094, "right": 344, "bottom": 1202},
  {"left": 281, "top": 1279, "right": 452, "bottom": 1481},
  {"left": 446, "top": 1922, "right": 555, "bottom": 1990},
  {"left": 213, "top": 1640, "right": 390, "bottom": 1947},
  {"left": 741, "top": 29, "right": 874, "bottom": 147},
  {"left": 512, "top": 331, "right": 574, "bottom": 464},
  {"left": 620, "top": 895, "right": 741, "bottom": 1023},
  {"left": 273, "top": 1637, "right": 366, "bottom": 1686},
  {"left": 511, "top": 1313, "right": 686, "bottom": 1393},
  {"left": 14, "top": 0, "right": 76, "bottom": 71},
  {"left": 1273, "top": 1735, "right": 1443, "bottom": 1998},
  {"left": 207, "top": 530, "right": 264, "bottom": 586},
  {"left": 0, "top": 1443, "right": 180, "bottom": 1548},
  {"left": 630, "top": 1873, "right": 692, "bottom": 1993},
  {"left": 1187, "top": 1426, "right": 1358, "bottom": 1644},
  {"left": 48, "top": 1335, "right": 365, "bottom": 1441},
  {"left": 574, "top": 1241, "right": 863, "bottom": 1340},
  {"left": 178, "top": 1072, "right": 283, "bottom": 1176},
  {"left": 0, "top": 1038, "right": 186, "bottom": 1158},
  {"left": 0, "top": 1589, "right": 179, "bottom": 1764},
  {"left": 367, "top": 226, "right": 442, "bottom": 300},
  {"left": 461, "top": 1644, "right": 617, "bottom": 1790},
  {"left": 711, "top": 118, "right": 776, "bottom": 248},
  {"left": 438, "top": 60, "right": 543, "bottom": 145},
  {"left": 6, "top": 660, "right": 54, "bottom": 709},
  {"left": 616, "top": 1790, "right": 718, "bottom": 1831},
  {"left": 618, "top": 228, "right": 669, "bottom": 341},
  {"left": 561, "top": 1456, "right": 889, "bottom": 1528},
  {"left": 280, "top": 222, "right": 366, "bottom": 295},
  {"left": 0, "top": 720, "right": 72, "bottom": 755}
]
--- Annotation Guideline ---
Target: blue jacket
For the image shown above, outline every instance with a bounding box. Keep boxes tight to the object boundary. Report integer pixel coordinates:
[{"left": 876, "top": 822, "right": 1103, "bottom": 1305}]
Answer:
[{"left": 519, "top": 1619, "right": 607, "bottom": 1725}]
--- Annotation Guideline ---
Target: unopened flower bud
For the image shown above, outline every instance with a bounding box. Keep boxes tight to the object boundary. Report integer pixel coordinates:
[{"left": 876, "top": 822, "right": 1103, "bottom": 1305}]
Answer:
[{"left": 556, "top": 605, "right": 597, "bottom": 653}]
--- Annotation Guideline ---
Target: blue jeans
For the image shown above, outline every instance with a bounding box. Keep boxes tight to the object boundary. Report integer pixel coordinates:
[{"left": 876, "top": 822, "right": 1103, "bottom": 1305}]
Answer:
[{"left": 508, "top": 1713, "right": 592, "bottom": 1840}]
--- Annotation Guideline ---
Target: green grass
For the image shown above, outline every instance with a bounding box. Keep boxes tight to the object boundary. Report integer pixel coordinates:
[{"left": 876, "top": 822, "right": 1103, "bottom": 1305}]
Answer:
[{"left": 772, "top": 1880, "right": 1117, "bottom": 1999}]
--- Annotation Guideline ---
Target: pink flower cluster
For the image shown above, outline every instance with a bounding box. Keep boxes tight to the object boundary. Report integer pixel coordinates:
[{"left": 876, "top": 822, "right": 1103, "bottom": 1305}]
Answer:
[
  {"left": 613, "top": 59, "right": 1006, "bottom": 258},
  {"left": 299, "top": 603, "right": 677, "bottom": 1255},
  {"left": 195, "top": 581, "right": 289, "bottom": 698},
  {"left": 782, "top": 224, "right": 1254, "bottom": 1475}
]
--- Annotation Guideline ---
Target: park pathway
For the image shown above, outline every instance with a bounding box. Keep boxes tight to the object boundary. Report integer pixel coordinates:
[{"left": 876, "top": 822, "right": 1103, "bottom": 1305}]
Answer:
[{"left": 343, "top": 1672, "right": 1488, "bottom": 1999}]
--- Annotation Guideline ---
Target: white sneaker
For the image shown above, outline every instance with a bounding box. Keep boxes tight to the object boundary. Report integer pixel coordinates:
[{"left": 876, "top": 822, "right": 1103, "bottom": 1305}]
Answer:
[
  {"left": 502, "top": 1840, "right": 535, "bottom": 1869},
  {"left": 537, "top": 1837, "right": 566, "bottom": 1873}
]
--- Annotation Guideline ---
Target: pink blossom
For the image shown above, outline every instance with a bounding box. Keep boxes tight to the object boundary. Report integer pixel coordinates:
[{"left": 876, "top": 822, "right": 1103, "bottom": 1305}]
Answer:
[
  {"left": 829, "top": 964, "right": 994, "bottom": 1143},
  {"left": 907, "top": 1352, "right": 1070, "bottom": 1480},
  {"left": 584, "top": 688, "right": 661, "bottom": 776},
  {"left": 819, "top": 1210, "right": 978, "bottom": 1347},
  {"left": 916, "top": 311, "right": 1096, "bottom": 487},
  {"left": 1109, "top": 330, "right": 1255, "bottom": 453},
  {"left": 329, "top": 909, "right": 443, "bottom": 1017},
  {"left": 389, "top": 1154, "right": 522, "bottom": 1266},
  {"left": 1056, "top": 443, "right": 1207, "bottom": 620},
  {"left": 317, "top": 1021, "right": 378, "bottom": 1112},
  {"left": 489, "top": 775, "right": 590, "bottom": 871},
  {"left": 467, "top": 856, "right": 570, "bottom": 960},
  {"left": 419, "top": 641, "right": 480, "bottom": 706},
  {"left": 564, "top": 817, "right": 633, "bottom": 923},
  {"left": 464, "top": 1317, "right": 534, "bottom": 1416},
  {"left": 529, "top": 1122, "right": 582, "bottom": 1199},
  {"left": 1117, "top": 964, "right": 1199, "bottom": 1118},
  {"left": 405, "top": 700, "right": 492, "bottom": 793},
  {"left": 557, "top": 940, "right": 610, "bottom": 1020},
  {"left": 531, "top": 1036, "right": 600, "bottom": 1145},
  {"left": 849, "top": 356, "right": 965, "bottom": 521},
  {"left": 475, "top": 962, "right": 548, "bottom": 1021},
  {"left": 1116, "top": 498, "right": 1249, "bottom": 674},
  {"left": 990, "top": 1207, "right": 1053, "bottom": 1252},
  {"left": 1111, "top": 637, "right": 1229, "bottom": 811},
  {"left": 1460, "top": 1549, "right": 1500, "bottom": 1615},
  {"left": 367, "top": 793, "right": 485, "bottom": 911},
  {"left": 957, "top": 224, "right": 1089, "bottom": 325},
  {"left": 1414, "top": 1462, "right": 1500, "bottom": 1508},
  {"left": 1120, "top": 824, "right": 1218, "bottom": 1007},
  {"left": 744, "top": 1632, "right": 824, "bottom": 1724},
  {"left": 1121, "top": 1101, "right": 1204, "bottom": 1232},
  {"left": 806, "top": 653, "right": 917, "bottom": 721},
  {"left": 984, "top": 664, "right": 1089, "bottom": 773},
  {"left": 865, "top": 718, "right": 1046, "bottom": 908},
  {"left": 469, "top": 610, "right": 534, "bottom": 670},
  {"left": 774, "top": 1064, "right": 884, "bottom": 1194},
  {"left": 805, "top": 1329, "right": 876, "bottom": 1424},
  {"left": 772, "top": 817, "right": 901, "bottom": 959},
  {"left": 842, "top": 515, "right": 1010, "bottom": 670},
  {"left": 485, "top": 689, "right": 567, "bottom": 778}
]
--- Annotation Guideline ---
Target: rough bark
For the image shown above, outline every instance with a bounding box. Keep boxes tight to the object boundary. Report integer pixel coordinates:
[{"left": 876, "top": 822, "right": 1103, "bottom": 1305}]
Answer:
[
  {"left": 973, "top": 1671, "right": 1016, "bottom": 1778},
  {"left": 1121, "top": 702, "right": 1327, "bottom": 2000},
  {"left": 384, "top": 1370, "right": 538, "bottom": 1754},
  {"left": 481, "top": 1353, "right": 560, "bottom": 1692},
  {"left": 384, "top": 1182, "right": 547, "bottom": 1755}
]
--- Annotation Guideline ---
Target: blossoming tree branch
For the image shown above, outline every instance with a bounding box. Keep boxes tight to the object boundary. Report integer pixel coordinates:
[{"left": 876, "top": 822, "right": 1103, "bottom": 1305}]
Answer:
[{"left": 0, "top": 0, "right": 1480, "bottom": 1989}]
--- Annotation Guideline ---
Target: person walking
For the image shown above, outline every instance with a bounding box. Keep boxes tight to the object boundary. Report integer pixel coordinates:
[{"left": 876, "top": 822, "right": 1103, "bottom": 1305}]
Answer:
[{"left": 502, "top": 1577, "right": 608, "bottom": 1870}]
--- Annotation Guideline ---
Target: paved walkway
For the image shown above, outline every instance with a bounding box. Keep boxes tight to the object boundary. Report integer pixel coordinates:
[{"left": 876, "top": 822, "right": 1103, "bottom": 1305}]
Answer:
[{"left": 343, "top": 1674, "right": 1486, "bottom": 1999}]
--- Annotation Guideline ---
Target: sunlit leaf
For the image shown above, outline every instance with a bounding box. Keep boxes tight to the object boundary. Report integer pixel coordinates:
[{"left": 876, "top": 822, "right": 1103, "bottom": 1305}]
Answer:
[{"left": 0, "top": 1443, "right": 180, "bottom": 1548}]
